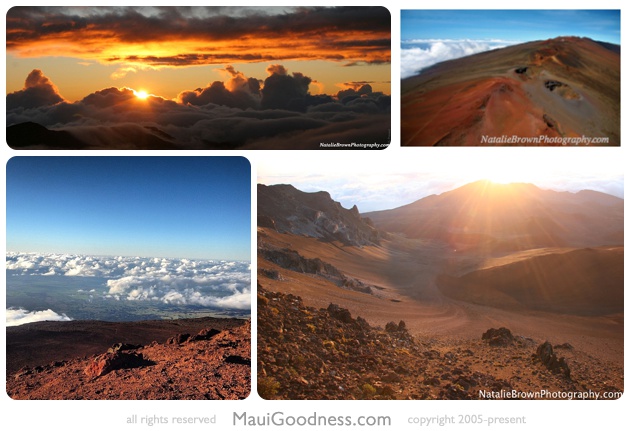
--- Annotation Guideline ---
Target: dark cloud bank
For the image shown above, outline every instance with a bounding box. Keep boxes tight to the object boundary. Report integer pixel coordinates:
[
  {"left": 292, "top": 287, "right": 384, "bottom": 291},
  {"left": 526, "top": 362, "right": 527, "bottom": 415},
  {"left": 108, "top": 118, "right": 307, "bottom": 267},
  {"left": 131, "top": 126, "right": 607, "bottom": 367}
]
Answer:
[
  {"left": 7, "top": 6, "right": 391, "bottom": 66},
  {"left": 6, "top": 67, "right": 390, "bottom": 150}
]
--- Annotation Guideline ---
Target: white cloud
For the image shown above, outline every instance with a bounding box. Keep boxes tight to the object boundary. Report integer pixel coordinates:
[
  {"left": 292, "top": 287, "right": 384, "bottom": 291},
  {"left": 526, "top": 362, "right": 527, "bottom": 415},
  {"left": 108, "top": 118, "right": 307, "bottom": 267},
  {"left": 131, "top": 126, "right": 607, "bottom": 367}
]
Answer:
[
  {"left": 6, "top": 308, "right": 73, "bottom": 327},
  {"left": 401, "top": 39, "right": 520, "bottom": 79},
  {"left": 6, "top": 253, "right": 251, "bottom": 311}
]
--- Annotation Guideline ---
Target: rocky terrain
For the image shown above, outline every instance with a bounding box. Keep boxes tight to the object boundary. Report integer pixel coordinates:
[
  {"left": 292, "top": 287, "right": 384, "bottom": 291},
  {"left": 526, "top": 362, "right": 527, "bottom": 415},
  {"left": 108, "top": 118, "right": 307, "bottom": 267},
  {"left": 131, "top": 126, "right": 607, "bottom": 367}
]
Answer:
[
  {"left": 258, "top": 287, "right": 622, "bottom": 400},
  {"left": 402, "top": 37, "right": 620, "bottom": 146},
  {"left": 7, "top": 318, "right": 250, "bottom": 400},
  {"left": 257, "top": 181, "right": 623, "bottom": 400}
]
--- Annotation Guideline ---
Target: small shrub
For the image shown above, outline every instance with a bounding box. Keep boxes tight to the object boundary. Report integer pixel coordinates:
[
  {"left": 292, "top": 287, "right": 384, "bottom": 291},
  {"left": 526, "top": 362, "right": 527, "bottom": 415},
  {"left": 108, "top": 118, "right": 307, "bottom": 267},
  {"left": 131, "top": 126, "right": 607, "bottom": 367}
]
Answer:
[
  {"left": 361, "top": 383, "right": 377, "bottom": 399},
  {"left": 258, "top": 376, "right": 281, "bottom": 399}
]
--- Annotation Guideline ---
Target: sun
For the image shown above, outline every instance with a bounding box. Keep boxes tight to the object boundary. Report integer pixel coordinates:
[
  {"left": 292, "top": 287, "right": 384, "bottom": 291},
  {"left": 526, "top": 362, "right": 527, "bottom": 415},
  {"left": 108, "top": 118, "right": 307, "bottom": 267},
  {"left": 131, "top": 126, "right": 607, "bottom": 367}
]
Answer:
[{"left": 134, "top": 90, "right": 149, "bottom": 99}]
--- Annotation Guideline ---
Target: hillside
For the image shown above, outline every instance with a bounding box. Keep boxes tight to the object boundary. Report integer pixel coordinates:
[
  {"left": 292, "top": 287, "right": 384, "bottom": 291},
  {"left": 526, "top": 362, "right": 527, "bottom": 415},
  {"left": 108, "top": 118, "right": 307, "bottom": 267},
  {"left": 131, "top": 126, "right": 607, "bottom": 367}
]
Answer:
[
  {"left": 258, "top": 287, "right": 622, "bottom": 400},
  {"left": 365, "top": 180, "right": 623, "bottom": 251},
  {"left": 6, "top": 318, "right": 250, "bottom": 400},
  {"left": 402, "top": 37, "right": 620, "bottom": 146},
  {"left": 257, "top": 181, "right": 623, "bottom": 399}
]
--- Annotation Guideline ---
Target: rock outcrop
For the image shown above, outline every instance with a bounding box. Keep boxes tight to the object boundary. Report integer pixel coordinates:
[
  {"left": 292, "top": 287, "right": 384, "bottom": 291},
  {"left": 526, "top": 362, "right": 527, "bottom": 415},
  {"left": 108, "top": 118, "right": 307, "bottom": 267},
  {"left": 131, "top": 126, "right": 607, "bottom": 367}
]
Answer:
[
  {"left": 257, "top": 184, "right": 382, "bottom": 246},
  {"left": 533, "top": 341, "right": 571, "bottom": 378},
  {"left": 85, "top": 351, "right": 150, "bottom": 378},
  {"left": 482, "top": 327, "right": 515, "bottom": 346}
]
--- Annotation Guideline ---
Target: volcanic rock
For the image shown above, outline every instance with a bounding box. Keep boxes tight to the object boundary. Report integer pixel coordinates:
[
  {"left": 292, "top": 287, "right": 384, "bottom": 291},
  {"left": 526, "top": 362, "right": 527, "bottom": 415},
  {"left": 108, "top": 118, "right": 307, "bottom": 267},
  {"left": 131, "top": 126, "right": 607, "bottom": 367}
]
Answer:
[
  {"left": 85, "top": 351, "right": 149, "bottom": 378},
  {"left": 7, "top": 318, "right": 250, "bottom": 400},
  {"left": 257, "top": 184, "right": 382, "bottom": 246},
  {"left": 534, "top": 341, "right": 571, "bottom": 378},
  {"left": 482, "top": 327, "right": 515, "bottom": 346}
]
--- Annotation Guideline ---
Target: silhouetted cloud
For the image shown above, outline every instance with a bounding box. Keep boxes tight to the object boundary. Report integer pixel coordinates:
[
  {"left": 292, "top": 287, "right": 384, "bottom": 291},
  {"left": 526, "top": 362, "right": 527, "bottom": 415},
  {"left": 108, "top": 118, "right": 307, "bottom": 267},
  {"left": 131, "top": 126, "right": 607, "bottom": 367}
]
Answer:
[
  {"left": 6, "top": 69, "right": 65, "bottom": 110},
  {"left": 177, "top": 66, "right": 260, "bottom": 109},
  {"left": 261, "top": 65, "right": 312, "bottom": 110}
]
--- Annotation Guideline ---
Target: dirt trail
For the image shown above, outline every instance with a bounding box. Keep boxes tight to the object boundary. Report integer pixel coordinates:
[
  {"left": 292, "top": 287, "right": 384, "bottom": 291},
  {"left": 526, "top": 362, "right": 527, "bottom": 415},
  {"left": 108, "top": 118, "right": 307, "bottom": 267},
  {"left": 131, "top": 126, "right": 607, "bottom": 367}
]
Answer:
[{"left": 258, "top": 228, "right": 623, "bottom": 364}]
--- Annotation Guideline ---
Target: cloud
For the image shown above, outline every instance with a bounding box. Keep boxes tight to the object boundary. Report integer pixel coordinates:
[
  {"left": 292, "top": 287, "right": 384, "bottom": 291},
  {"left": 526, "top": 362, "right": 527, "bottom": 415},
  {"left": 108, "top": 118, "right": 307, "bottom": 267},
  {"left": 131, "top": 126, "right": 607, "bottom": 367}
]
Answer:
[
  {"left": 110, "top": 66, "right": 138, "bottom": 79},
  {"left": 6, "top": 308, "right": 73, "bottom": 327},
  {"left": 6, "top": 65, "right": 391, "bottom": 149},
  {"left": 7, "top": 7, "right": 391, "bottom": 66},
  {"left": 178, "top": 66, "right": 260, "bottom": 110},
  {"left": 400, "top": 39, "right": 520, "bottom": 79},
  {"left": 335, "top": 83, "right": 374, "bottom": 101},
  {"left": 177, "top": 65, "right": 261, "bottom": 109},
  {"left": 6, "top": 252, "right": 251, "bottom": 311},
  {"left": 261, "top": 65, "right": 312, "bottom": 110},
  {"left": 6, "top": 69, "right": 66, "bottom": 110}
]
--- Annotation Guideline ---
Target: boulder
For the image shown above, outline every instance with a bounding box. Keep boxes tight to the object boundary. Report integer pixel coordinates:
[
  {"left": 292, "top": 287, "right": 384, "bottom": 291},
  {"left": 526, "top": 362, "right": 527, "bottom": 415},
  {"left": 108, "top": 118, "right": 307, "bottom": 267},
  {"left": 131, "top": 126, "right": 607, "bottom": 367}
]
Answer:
[
  {"left": 482, "top": 327, "right": 514, "bottom": 346},
  {"left": 167, "top": 333, "right": 190, "bottom": 344},
  {"left": 107, "top": 343, "right": 141, "bottom": 353},
  {"left": 533, "top": 341, "right": 571, "bottom": 378},
  {"left": 189, "top": 328, "right": 220, "bottom": 342},
  {"left": 327, "top": 304, "right": 353, "bottom": 324},
  {"left": 84, "top": 351, "right": 147, "bottom": 378}
]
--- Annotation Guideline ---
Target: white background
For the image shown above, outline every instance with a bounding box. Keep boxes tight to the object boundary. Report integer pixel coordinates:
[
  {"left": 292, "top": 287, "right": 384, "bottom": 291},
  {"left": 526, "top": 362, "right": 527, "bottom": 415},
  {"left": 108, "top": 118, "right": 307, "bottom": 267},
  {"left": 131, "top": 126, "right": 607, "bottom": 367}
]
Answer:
[{"left": 2, "top": 1, "right": 627, "bottom": 430}]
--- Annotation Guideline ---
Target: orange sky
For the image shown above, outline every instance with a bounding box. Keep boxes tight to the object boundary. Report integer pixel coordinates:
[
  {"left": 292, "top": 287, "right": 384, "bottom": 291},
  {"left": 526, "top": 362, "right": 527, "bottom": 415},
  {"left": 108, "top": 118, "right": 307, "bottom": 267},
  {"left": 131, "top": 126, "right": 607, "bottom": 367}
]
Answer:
[{"left": 6, "top": 6, "right": 391, "bottom": 101}]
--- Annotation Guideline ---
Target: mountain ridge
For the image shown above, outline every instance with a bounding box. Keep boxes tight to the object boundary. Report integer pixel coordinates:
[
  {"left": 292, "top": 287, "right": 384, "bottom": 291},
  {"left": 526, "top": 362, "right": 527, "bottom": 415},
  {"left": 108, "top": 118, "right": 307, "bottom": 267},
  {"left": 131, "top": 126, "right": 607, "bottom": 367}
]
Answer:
[
  {"left": 258, "top": 183, "right": 381, "bottom": 246},
  {"left": 364, "top": 181, "right": 623, "bottom": 250},
  {"left": 402, "top": 36, "right": 620, "bottom": 146}
]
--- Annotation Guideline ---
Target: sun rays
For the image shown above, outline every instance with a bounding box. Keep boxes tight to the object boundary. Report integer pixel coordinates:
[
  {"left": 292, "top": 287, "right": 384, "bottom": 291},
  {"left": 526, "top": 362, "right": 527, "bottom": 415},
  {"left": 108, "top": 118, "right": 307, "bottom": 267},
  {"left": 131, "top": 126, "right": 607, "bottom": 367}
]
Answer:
[{"left": 133, "top": 90, "right": 149, "bottom": 100}]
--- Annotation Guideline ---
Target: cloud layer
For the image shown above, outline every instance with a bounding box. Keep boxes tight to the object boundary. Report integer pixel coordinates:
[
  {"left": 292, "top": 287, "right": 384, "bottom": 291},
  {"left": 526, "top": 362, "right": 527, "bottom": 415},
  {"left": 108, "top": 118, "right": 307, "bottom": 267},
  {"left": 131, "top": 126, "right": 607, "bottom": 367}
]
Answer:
[
  {"left": 6, "top": 67, "right": 391, "bottom": 149},
  {"left": 6, "top": 308, "right": 73, "bottom": 327},
  {"left": 6, "top": 252, "right": 251, "bottom": 311},
  {"left": 401, "top": 39, "right": 519, "bottom": 79}
]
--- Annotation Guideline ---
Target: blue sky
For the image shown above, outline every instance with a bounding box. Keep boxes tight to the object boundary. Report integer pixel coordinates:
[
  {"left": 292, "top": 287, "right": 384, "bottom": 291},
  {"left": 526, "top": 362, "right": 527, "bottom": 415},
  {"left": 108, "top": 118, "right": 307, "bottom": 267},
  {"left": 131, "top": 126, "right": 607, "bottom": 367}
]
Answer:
[
  {"left": 400, "top": 10, "right": 620, "bottom": 78},
  {"left": 402, "top": 10, "right": 620, "bottom": 44},
  {"left": 6, "top": 157, "right": 251, "bottom": 260}
]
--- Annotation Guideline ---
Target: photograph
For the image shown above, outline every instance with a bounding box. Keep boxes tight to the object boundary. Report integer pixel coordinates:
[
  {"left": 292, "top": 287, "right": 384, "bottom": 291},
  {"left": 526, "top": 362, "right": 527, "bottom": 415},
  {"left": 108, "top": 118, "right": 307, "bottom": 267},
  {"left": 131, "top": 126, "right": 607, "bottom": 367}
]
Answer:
[
  {"left": 6, "top": 157, "right": 251, "bottom": 400},
  {"left": 2, "top": 2, "right": 628, "bottom": 430},
  {"left": 257, "top": 154, "right": 623, "bottom": 400},
  {"left": 401, "top": 10, "right": 620, "bottom": 146},
  {"left": 5, "top": 6, "right": 391, "bottom": 150}
]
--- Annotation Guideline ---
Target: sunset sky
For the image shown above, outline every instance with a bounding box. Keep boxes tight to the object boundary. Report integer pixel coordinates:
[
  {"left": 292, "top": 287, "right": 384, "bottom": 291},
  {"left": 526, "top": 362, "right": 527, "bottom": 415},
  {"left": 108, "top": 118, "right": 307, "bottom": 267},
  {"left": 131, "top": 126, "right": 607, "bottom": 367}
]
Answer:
[
  {"left": 6, "top": 6, "right": 391, "bottom": 101},
  {"left": 5, "top": 6, "right": 391, "bottom": 149}
]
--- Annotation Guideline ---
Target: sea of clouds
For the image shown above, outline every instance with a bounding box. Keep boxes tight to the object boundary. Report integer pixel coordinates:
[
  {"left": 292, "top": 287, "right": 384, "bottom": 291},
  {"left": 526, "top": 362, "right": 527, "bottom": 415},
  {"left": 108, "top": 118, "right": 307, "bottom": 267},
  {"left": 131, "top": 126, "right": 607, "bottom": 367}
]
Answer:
[
  {"left": 401, "top": 39, "right": 520, "bottom": 79},
  {"left": 6, "top": 252, "right": 251, "bottom": 325}
]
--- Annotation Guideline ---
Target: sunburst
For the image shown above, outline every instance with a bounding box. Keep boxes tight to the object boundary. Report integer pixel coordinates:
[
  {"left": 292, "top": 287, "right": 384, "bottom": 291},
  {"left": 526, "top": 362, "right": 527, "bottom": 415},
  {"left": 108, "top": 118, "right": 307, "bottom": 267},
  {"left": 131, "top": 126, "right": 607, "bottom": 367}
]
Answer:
[{"left": 134, "top": 90, "right": 149, "bottom": 99}]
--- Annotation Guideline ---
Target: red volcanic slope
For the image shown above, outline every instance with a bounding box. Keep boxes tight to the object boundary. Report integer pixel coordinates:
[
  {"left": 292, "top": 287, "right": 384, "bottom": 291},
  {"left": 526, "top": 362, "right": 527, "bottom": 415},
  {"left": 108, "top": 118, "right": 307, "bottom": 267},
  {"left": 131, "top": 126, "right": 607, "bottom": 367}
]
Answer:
[{"left": 402, "top": 37, "right": 620, "bottom": 146}]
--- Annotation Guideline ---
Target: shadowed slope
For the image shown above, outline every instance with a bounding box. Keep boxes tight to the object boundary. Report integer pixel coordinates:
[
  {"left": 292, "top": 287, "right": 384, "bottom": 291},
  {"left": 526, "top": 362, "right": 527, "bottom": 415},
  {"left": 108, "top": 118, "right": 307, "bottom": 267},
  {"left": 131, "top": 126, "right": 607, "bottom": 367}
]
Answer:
[
  {"left": 365, "top": 181, "right": 623, "bottom": 251},
  {"left": 438, "top": 247, "right": 623, "bottom": 315}
]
